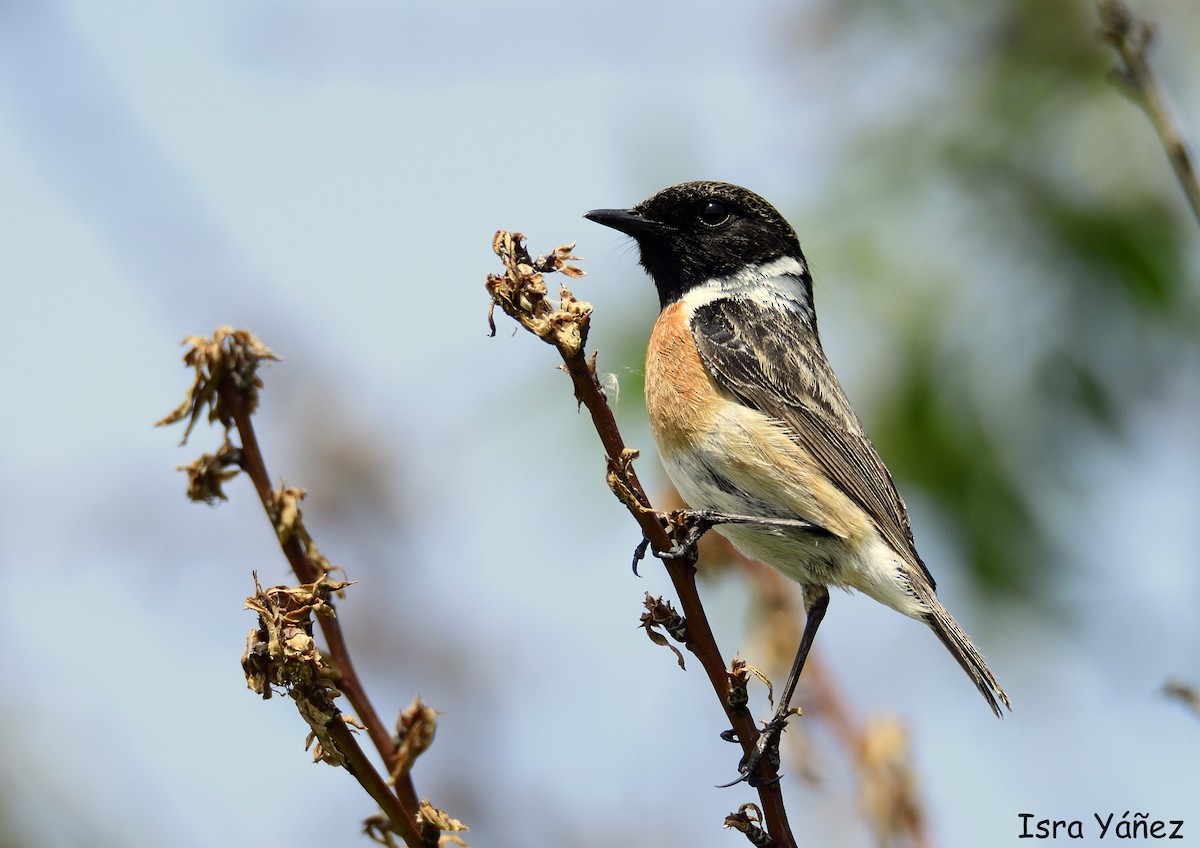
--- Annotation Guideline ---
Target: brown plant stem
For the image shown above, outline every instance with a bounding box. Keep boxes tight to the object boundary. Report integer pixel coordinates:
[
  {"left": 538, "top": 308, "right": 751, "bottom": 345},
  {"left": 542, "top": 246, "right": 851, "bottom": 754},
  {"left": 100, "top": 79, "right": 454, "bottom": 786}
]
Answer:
[
  {"left": 326, "top": 718, "right": 431, "bottom": 847},
  {"left": 1099, "top": 0, "right": 1200, "bottom": 228},
  {"left": 548, "top": 336, "right": 796, "bottom": 846},
  {"left": 219, "top": 375, "right": 425, "bottom": 835}
]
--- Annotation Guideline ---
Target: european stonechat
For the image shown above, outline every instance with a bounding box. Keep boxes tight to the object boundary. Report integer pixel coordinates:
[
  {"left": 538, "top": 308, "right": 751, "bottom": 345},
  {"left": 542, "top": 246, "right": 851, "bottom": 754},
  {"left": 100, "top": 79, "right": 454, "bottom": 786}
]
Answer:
[{"left": 585, "top": 181, "right": 1010, "bottom": 785}]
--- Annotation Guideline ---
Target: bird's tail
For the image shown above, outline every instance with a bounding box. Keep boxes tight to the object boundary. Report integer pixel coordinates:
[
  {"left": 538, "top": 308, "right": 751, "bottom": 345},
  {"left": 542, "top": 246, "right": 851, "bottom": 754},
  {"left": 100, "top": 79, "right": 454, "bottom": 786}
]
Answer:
[{"left": 922, "top": 597, "right": 1011, "bottom": 717}]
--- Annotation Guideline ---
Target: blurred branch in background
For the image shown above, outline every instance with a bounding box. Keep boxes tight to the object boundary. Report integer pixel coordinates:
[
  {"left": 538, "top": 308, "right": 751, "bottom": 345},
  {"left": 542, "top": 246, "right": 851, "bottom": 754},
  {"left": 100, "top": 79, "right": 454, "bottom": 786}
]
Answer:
[
  {"left": 157, "top": 328, "right": 458, "bottom": 848},
  {"left": 1098, "top": 0, "right": 1200, "bottom": 227},
  {"left": 1095, "top": 0, "right": 1200, "bottom": 718}
]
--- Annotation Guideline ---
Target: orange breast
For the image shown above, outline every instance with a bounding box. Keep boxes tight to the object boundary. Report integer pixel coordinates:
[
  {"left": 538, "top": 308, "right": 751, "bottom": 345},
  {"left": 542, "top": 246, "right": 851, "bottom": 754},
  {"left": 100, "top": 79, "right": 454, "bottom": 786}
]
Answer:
[{"left": 644, "top": 303, "right": 724, "bottom": 455}]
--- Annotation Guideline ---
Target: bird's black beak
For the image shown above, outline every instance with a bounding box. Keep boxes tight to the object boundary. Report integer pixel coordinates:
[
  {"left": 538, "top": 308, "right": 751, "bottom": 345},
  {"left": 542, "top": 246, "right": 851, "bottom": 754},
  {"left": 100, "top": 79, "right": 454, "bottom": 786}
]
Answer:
[{"left": 583, "top": 208, "right": 672, "bottom": 238}]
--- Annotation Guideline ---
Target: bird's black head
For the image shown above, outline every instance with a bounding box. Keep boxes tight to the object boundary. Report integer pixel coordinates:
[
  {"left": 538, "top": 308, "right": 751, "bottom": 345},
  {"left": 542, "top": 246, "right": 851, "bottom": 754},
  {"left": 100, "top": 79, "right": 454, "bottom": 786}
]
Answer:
[{"left": 584, "top": 181, "right": 806, "bottom": 308}]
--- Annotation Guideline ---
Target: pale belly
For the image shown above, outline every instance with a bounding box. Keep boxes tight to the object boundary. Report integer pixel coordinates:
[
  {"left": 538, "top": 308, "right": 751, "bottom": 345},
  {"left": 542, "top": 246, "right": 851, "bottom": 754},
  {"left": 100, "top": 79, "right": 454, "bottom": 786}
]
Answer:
[{"left": 655, "top": 404, "right": 925, "bottom": 619}]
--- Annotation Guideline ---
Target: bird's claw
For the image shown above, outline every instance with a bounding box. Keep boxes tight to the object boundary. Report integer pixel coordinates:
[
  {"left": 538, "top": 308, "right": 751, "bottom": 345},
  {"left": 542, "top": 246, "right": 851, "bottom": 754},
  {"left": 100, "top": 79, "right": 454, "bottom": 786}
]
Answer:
[{"left": 631, "top": 536, "right": 652, "bottom": 575}]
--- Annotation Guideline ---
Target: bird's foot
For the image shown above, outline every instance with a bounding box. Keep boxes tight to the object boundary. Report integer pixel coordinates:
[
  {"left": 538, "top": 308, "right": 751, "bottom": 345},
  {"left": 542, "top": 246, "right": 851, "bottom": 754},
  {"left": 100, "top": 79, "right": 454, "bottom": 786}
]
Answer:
[
  {"left": 631, "top": 510, "right": 721, "bottom": 572},
  {"left": 658, "top": 510, "right": 721, "bottom": 560},
  {"left": 718, "top": 712, "right": 792, "bottom": 788}
]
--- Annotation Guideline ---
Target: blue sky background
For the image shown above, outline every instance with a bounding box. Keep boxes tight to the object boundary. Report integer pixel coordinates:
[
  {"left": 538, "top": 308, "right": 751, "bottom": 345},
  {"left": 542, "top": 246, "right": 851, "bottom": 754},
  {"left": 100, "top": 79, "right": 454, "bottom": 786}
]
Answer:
[{"left": 2, "top": 2, "right": 1199, "bottom": 846}]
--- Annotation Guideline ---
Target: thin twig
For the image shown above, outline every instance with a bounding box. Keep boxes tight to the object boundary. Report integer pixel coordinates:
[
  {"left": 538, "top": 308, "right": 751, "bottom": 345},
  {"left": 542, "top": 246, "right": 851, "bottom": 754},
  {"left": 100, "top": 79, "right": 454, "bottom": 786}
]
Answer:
[
  {"left": 487, "top": 233, "right": 798, "bottom": 848},
  {"left": 219, "top": 381, "right": 436, "bottom": 844},
  {"left": 327, "top": 713, "right": 430, "bottom": 846},
  {"left": 1098, "top": 0, "right": 1200, "bottom": 227}
]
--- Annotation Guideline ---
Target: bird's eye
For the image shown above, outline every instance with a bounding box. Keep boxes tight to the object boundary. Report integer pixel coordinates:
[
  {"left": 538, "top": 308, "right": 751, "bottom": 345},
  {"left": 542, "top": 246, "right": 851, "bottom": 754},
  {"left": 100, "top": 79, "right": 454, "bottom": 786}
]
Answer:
[{"left": 698, "top": 200, "right": 730, "bottom": 227}]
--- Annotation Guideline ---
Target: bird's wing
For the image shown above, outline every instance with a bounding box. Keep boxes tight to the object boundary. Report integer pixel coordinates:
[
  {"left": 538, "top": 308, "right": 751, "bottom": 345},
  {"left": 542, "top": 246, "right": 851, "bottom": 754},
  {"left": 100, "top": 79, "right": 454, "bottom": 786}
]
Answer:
[{"left": 690, "top": 298, "right": 935, "bottom": 588}]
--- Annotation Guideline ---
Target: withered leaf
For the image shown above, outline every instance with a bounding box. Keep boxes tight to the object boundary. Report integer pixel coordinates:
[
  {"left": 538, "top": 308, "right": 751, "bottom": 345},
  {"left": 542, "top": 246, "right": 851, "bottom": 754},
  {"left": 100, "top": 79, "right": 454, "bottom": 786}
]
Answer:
[
  {"left": 485, "top": 230, "right": 592, "bottom": 357},
  {"left": 157, "top": 326, "right": 279, "bottom": 445},
  {"left": 417, "top": 800, "right": 468, "bottom": 847}
]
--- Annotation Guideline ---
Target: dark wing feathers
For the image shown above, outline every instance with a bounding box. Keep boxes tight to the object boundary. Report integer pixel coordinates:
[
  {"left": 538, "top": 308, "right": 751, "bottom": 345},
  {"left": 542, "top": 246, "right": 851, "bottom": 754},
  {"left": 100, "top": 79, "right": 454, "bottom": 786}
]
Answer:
[{"left": 691, "top": 300, "right": 935, "bottom": 589}]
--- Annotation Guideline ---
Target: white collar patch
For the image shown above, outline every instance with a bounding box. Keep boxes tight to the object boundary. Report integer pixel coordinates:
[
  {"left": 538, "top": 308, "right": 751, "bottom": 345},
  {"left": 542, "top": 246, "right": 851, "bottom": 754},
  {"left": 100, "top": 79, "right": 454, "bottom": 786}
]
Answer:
[{"left": 681, "top": 255, "right": 812, "bottom": 320}]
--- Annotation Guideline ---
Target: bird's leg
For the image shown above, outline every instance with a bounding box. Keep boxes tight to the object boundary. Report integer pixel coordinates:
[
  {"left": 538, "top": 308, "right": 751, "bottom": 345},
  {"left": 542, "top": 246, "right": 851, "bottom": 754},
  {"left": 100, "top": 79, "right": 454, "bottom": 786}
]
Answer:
[
  {"left": 632, "top": 509, "right": 830, "bottom": 571},
  {"left": 720, "top": 585, "right": 830, "bottom": 788}
]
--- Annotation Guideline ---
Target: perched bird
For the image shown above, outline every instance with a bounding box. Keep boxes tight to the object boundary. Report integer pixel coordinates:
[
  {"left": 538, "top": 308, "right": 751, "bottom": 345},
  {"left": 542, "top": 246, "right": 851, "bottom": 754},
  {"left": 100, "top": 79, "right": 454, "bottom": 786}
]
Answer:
[{"left": 585, "top": 181, "right": 1009, "bottom": 785}]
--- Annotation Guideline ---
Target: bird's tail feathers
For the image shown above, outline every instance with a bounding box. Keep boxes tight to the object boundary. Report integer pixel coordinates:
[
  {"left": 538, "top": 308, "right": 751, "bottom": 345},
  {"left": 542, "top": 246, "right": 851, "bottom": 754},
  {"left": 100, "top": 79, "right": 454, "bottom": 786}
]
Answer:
[{"left": 922, "top": 598, "right": 1011, "bottom": 717}]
